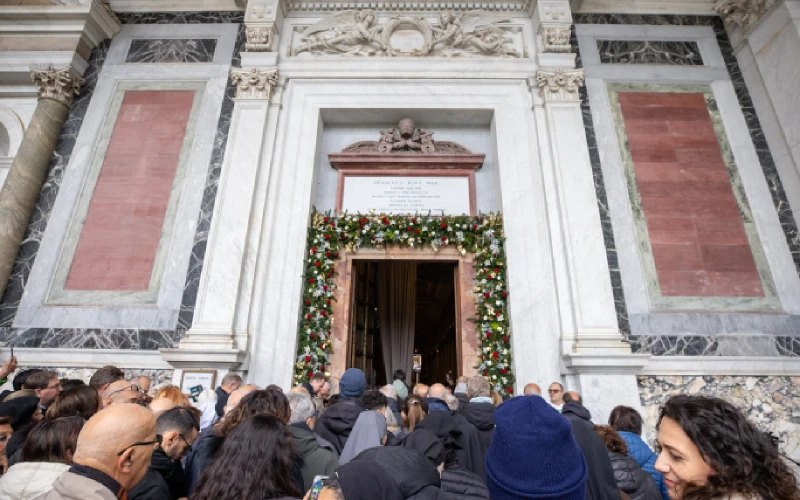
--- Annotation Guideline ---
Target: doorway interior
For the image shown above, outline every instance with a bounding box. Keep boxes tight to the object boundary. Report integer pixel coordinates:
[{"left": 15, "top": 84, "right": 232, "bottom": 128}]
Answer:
[{"left": 348, "top": 261, "right": 458, "bottom": 388}]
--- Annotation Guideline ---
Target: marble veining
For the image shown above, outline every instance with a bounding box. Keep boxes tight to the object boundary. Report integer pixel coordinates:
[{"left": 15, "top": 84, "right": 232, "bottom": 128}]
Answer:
[
  {"left": 125, "top": 38, "right": 218, "bottom": 63},
  {"left": 0, "top": 12, "right": 241, "bottom": 349},
  {"left": 638, "top": 376, "right": 800, "bottom": 464},
  {"left": 597, "top": 40, "right": 703, "bottom": 65},
  {"left": 573, "top": 14, "right": 800, "bottom": 355},
  {"left": 19, "top": 368, "right": 173, "bottom": 391}
]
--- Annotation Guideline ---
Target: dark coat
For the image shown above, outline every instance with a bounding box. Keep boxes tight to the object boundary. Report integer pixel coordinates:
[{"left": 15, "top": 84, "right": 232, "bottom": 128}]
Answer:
[
  {"left": 569, "top": 418, "right": 622, "bottom": 500},
  {"left": 426, "top": 398, "right": 450, "bottom": 413},
  {"left": 454, "top": 393, "right": 469, "bottom": 410},
  {"left": 291, "top": 423, "right": 339, "bottom": 492},
  {"left": 618, "top": 431, "right": 669, "bottom": 500},
  {"left": 314, "top": 397, "right": 364, "bottom": 454},
  {"left": 608, "top": 452, "right": 662, "bottom": 500},
  {"left": 214, "top": 387, "right": 229, "bottom": 418},
  {"left": 387, "top": 397, "right": 403, "bottom": 429},
  {"left": 449, "top": 412, "right": 487, "bottom": 479},
  {"left": 459, "top": 402, "right": 495, "bottom": 468},
  {"left": 441, "top": 467, "right": 490, "bottom": 500},
  {"left": 562, "top": 401, "right": 593, "bottom": 423},
  {"left": 184, "top": 428, "right": 224, "bottom": 494},
  {"left": 129, "top": 447, "right": 187, "bottom": 500},
  {"left": 352, "top": 447, "right": 456, "bottom": 500}
]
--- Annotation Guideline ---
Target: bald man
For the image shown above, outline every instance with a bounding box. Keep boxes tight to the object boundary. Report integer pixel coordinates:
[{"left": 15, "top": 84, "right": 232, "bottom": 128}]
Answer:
[
  {"left": 413, "top": 383, "right": 429, "bottom": 398},
  {"left": 523, "top": 383, "right": 541, "bottom": 396},
  {"left": 426, "top": 383, "right": 450, "bottom": 412},
  {"left": 38, "top": 404, "right": 157, "bottom": 500},
  {"left": 224, "top": 384, "right": 260, "bottom": 415},
  {"left": 148, "top": 397, "right": 177, "bottom": 418},
  {"left": 102, "top": 380, "right": 144, "bottom": 408}
]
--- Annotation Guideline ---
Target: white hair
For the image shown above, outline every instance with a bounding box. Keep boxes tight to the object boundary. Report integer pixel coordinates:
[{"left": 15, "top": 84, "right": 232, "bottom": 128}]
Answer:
[
  {"left": 445, "top": 394, "right": 459, "bottom": 411},
  {"left": 380, "top": 384, "right": 397, "bottom": 400},
  {"left": 288, "top": 391, "right": 315, "bottom": 424}
]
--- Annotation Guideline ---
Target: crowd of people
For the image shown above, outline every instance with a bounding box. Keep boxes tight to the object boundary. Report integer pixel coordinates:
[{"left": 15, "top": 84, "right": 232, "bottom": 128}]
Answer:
[{"left": 0, "top": 356, "right": 796, "bottom": 500}]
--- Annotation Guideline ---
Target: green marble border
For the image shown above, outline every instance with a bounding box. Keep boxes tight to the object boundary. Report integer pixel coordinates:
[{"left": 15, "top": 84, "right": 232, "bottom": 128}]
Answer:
[
  {"left": 47, "top": 80, "right": 206, "bottom": 306},
  {"left": 608, "top": 82, "right": 780, "bottom": 312}
]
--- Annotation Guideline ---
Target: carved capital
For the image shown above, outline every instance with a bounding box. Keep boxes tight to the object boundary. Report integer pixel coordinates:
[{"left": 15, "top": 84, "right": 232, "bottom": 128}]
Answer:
[
  {"left": 535, "top": 68, "right": 584, "bottom": 101},
  {"left": 30, "top": 65, "right": 84, "bottom": 107},
  {"left": 714, "top": 0, "right": 777, "bottom": 32},
  {"left": 245, "top": 23, "right": 276, "bottom": 51},
  {"left": 542, "top": 26, "right": 572, "bottom": 53},
  {"left": 538, "top": 0, "right": 573, "bottom": 23},
  {"left": 230, "top": 67, "right": 278, "bottom": 100}
]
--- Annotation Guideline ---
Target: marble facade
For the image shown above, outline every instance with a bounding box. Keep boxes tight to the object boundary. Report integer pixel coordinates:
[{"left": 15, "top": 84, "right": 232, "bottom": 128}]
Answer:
[{"left": 0, "top": 0, "right": 797, "bottom": 447}]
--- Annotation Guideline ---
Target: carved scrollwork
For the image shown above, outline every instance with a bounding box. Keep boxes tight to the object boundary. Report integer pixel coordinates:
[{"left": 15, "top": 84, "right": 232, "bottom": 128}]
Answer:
[
  {"left": 535, "top": 68, "right": 585, "bottom": 101},
  {"left": 341, "top": 119, "right": 473, "bottom": 155},
  {"left": 543, "top": 27, "right": 572, "bottom": 53},
  {"left": 230, "top": 67, "right": 278, "bottom": 100},
  {"left": 714, "top": 0, "right": 777, "bottom": 32},
  {"left": 245, "top": 24, "right": 276, "bottom": 51},
  {"left": 30, "top": 65, "right": 84, "bottom": 107}
]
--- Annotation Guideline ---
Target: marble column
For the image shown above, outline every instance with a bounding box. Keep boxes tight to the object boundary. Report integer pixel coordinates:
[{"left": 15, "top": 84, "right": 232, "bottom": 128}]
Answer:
[
  {"left": 177, "top": 67, "right": 278, "bottom": 352},
  {"left": 0, "top": 66, "right": 82, "bottom": 301}
]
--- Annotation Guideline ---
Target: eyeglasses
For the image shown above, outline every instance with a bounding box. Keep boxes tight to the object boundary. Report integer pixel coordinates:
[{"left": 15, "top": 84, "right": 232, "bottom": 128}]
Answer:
[
  {"left": 179, "top": 434, "right": 193, "bottom": 454},
  {"left": 116, "top": 434, "right": 162, "bottom": 456},
  {"left": 548, "top": 389, "right": 562, "bottom": 394},
  {"left": 107, "top": 385, "right": 142, "bottom": 399}
]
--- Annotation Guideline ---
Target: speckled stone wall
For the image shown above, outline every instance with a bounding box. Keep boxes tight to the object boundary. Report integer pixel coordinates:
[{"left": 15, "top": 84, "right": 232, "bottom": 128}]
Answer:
[
  {"left": 638, "top": 375, "right": 800, "bottom": 464},
  {"left": 12, "top": 368, "right": 174, "bottom": 392}
]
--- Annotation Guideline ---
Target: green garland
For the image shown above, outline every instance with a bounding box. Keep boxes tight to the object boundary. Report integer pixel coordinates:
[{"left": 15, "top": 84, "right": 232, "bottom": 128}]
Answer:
[{"left": 294, "top": 210, "right": 516, "bottom": 394}]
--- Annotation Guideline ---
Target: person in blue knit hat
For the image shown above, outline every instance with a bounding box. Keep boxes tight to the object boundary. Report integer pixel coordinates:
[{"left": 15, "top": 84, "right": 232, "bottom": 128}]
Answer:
[
  {"left": 485, "top": 394, "right": 588, "bottom": 500},
  {"left": 314, "top": 368, "right": 366, "bottom": 454}
]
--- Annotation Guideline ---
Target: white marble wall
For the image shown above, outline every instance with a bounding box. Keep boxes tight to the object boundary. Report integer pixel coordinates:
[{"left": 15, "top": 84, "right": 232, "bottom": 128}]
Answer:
[{"left": 0, "top": 98, "right": 36, "bottom": 189}]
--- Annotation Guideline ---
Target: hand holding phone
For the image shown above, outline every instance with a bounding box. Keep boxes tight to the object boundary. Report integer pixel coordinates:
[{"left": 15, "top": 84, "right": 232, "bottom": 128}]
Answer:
[{"left": 309, "top": 475, "right": 328, "bottom": 500}]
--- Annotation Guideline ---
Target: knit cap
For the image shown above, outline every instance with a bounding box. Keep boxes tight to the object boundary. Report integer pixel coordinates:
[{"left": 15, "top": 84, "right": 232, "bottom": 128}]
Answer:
[
  {"left": 485, "top": 395, "right": 587, "bottom": 500},
  {"left": 339, "top": 368, "right": 367, "bottom": 398}
]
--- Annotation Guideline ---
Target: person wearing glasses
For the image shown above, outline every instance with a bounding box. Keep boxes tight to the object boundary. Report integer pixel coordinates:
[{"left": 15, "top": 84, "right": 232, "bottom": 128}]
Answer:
[
  {"left": 129, "top": 407, "right": 199, "bottom": 500},
  {"left": 22, "top": 371, "right": 62, "bottom": 411},
  {"left": 548, "top": 382, "right": 565, "bottom": 411},
  {"left": 101, "top": 380, "right": 145, "bottom": 409},
  {"left": 36, "top": 404, "right": 157, "bottom": 500}
]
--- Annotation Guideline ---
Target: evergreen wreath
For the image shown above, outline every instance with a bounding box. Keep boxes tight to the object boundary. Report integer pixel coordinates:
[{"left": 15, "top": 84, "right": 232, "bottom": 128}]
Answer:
[{"left": 295, "top": 209, "right": 516, "bottom": 394}]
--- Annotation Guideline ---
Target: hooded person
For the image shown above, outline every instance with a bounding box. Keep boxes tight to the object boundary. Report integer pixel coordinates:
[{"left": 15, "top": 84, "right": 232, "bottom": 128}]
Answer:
[
  {"left": 314, "top": 368, "right": 366, "bottom": 454},
  {"left": 485, "top": 395, "right": 587, "bottom": 500},
  {"left": 338, "top": 411, "right": 387, "bottom": 465},
  {"left": 403, "top": 429, "right": 490, "bottom": 500},
  {"left": 350, "top": 446, "right": 454, "bottom": 500},
  {"left": 334, "top": 459, "right": 403, "bottom": 500},
  {"left": 0, "top": 397, "right": 42, "bottom": 465},
  {"left": 414, "top": 410, "right": 483, "bottom": 480}
]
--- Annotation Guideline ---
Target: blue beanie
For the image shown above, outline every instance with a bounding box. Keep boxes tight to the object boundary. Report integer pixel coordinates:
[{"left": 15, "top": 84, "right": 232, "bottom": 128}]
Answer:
[
  {"left": 339, "top": 368, "right": 366, "bottom": 398},
  {"left": 485, "top": 395, "right": 587, "bottom": 500}
]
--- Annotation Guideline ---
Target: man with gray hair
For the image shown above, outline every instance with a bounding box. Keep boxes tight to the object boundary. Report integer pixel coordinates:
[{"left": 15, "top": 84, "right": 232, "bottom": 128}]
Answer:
[
  {"left": 461, "top": 375, "right": 495, "bottom": 466},
  {"left": 214, "top": 373, "right": 242, "bottom": 417},
  {"left": 379, "top": 384, "right": 402, "bottom": 427},
  {"left": 287, "top": 391, "right": 338, "bottom": 491}
]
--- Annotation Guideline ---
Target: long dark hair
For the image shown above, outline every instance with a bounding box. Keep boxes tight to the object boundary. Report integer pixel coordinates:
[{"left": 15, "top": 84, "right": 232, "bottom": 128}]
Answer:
[
  {"left": 214, "top": 389, "right": 291, "bottom": 438},
  {"left": 46, "top": 386, "right": 100, "bottom": 420},
  {"left": 192, "top": 414, "right": 300, "bottom": 500},
  {"left": 21, "top": 416, "right": 85, "bottom": 464},
  {"left": 658, "top": 394, "right": 800, "bottom": 500}
]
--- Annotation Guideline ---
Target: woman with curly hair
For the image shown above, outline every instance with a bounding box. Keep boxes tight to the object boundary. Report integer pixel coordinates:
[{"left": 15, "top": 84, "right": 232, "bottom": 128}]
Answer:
[
  {"left": 655, "top": 394, "right": 800, "bottom": 500},
  {"left": 192, "top": 414, "right": 301, "bottom": 500}
]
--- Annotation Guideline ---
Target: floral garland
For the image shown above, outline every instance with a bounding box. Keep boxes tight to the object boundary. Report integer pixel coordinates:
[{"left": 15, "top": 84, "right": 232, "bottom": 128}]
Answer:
[{"left": 295, "top": 210, "right": 516, "bottom": 394}]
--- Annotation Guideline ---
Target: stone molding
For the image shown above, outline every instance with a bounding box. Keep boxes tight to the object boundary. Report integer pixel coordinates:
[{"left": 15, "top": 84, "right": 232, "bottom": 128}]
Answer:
[
  {"left": 534, "top": 68, "right": 585, "bottom": 101},
  {"left": 245, "top": 23, "right": 276, "bottom": 51},
  {"left": 30, "top": 66, "right": 84, "bottom": 107},
  {"left": 230, "top": 67, "right": 278, "bottom": 100},
  {"left": 284, "top": 0, "right": 533, "bottom": 12},
  {"left": 543, "top": 26, "right": 572, "bottom": 53},
  {"left": 713, "top": 0, "right": 777, "bottom": 33}
]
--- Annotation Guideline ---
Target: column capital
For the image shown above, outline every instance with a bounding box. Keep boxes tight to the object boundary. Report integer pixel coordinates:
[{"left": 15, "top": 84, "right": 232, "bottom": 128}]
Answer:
[
  {"left": 534, "top": 68, "right": 584, "bottom": 102},
  {"left": 245, "top": 24, "right": 277, "bottom": 52},
  {"left": 243, "top": 0, "right": 283, "bottom": 52},
  {"left": 542, "top": 26, "right": 573, "bottom": 53},
  {"left": 714, "top": 0, "right": 777, "bottom": 33},
  {"left": 231, "top": 67, "right": 278, "bottom": 100},
  {"left": 30, "top": 65, "right": 84, "bottom": 107}
]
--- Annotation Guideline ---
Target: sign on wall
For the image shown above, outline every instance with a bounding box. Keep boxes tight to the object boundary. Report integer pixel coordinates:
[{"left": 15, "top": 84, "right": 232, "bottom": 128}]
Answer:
[{"left": 341, "top": 176, "right": 471, "bottom": 215}]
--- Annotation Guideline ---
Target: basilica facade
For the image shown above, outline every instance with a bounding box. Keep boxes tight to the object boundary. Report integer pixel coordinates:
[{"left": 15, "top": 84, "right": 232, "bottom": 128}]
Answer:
[{"left": 0, "top": 0, "right": 798, "bottom": 459}]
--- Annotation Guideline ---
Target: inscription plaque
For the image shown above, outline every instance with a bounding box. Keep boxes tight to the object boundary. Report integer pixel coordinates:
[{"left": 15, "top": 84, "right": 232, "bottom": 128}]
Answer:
[{"left": 341, "top": 176, "right": 471, "bottom": 215}]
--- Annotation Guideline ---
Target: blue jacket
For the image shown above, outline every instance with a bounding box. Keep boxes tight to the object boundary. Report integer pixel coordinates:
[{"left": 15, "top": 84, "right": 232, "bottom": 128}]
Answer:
[{"left": 619, "top": 431, "right": 669, "bottom": 500}]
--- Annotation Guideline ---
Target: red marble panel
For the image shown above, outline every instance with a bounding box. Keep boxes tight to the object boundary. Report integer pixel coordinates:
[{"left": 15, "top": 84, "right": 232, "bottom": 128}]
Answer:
[
  {"left": 65, "top": 89, "right": 195, "bottom": 291},
  {"left": 618, "top": 92, "right": 763, "bottom": 297}
]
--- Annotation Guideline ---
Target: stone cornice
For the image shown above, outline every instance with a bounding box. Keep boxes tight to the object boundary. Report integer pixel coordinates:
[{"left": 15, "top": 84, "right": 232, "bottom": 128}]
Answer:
[{"left": 108, "top": 0, "right": 533, "bottom": 13}]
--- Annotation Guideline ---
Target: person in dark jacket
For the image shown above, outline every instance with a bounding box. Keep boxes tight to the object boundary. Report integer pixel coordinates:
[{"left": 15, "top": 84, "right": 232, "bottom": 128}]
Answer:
[
  {"left": 460, "top": 376, "right": 495, "bottom": 462},
  {"left": 609, "top": 406, "right": 668, "bottom": 500},
  {"left": 0, "top": 396, "right": 43, "bottom": 465},
  {"left": 594, "top": 425, "right": 661, "bottom": 500},
  {"left": 426, "top": 384, "right": 451, "bottom": 413},
  {"left": 352, "top": 446, "right": 455, "bottom": 500},
  {"left": 314, "top": 368, "right": 366, "bottom": 454},
  {"left": 130, "top": 407, "right": 199, "bottom": 500},
  {"left": 415, "top": 410, "right": 483, "bottom": 481},
  {"left": 404, "top": 428, "right": 490, "bottom": 500},
  {"left": 562, "top": 393, "right": 622, "bottom": 500},
  {"left": 326, "top": 459, "right": 403, "bottom": 500},
  {"left": 287, "top": 391, "right": 338, "bottom": 492},
  {"left": 485, "top": 395, "right": 587, "bottom": 500},
  {"left": 214, "top": 373, "right": 242, "bottom": 418}
]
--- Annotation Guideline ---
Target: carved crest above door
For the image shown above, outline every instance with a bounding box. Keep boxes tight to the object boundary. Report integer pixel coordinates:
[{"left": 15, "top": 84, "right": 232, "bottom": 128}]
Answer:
[{"left": 291, "top": 9, "right": 524, "bottom": 57}]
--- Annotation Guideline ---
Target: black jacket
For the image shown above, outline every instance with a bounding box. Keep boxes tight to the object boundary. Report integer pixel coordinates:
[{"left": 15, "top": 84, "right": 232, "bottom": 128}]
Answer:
[
  {"left": 291, "top": 423, "right": 339, "bottom": 491},
  {"left": 569, "top": 418, "right": 622, "bottom": 500},
  {"left": 460, "top": 402, "right": 495, "bottom": 466},
  {"left": 608, "top": 452, "right": 661, "bottom": 500},
  {"left": 184, "top": 428, "right": 224, "bottom": 494},
  {"left": 314, "top": 397, "right": 364, "bottom": 454},
  {"left": 387, "top": 397, "right": 403, "bottom": 429},
  {"left": 214, "top": 387, "right": 229, "bottom": 418},
  {"left": 426, "top": 398, "right": 450, "bottom": 413},
  {"left": 562, "top": 401, "right": 593, "bottom": 423},
  {"left": 130, "top": 447, "right": 187, "bottom": 500},
  {"left": 415, "top": 411, "right": 483, "bottom": 480},
  {"left": 353, "top": 447, "right": 455, "bottom": 500},
  {"left": 441, "top": 467, "right": 490, "bottom": 500}
]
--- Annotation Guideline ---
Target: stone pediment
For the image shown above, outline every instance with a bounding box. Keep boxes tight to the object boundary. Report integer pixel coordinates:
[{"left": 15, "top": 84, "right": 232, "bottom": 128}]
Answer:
[{"left": 338, "top": 119, "right": 474, "bottom": 156}]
